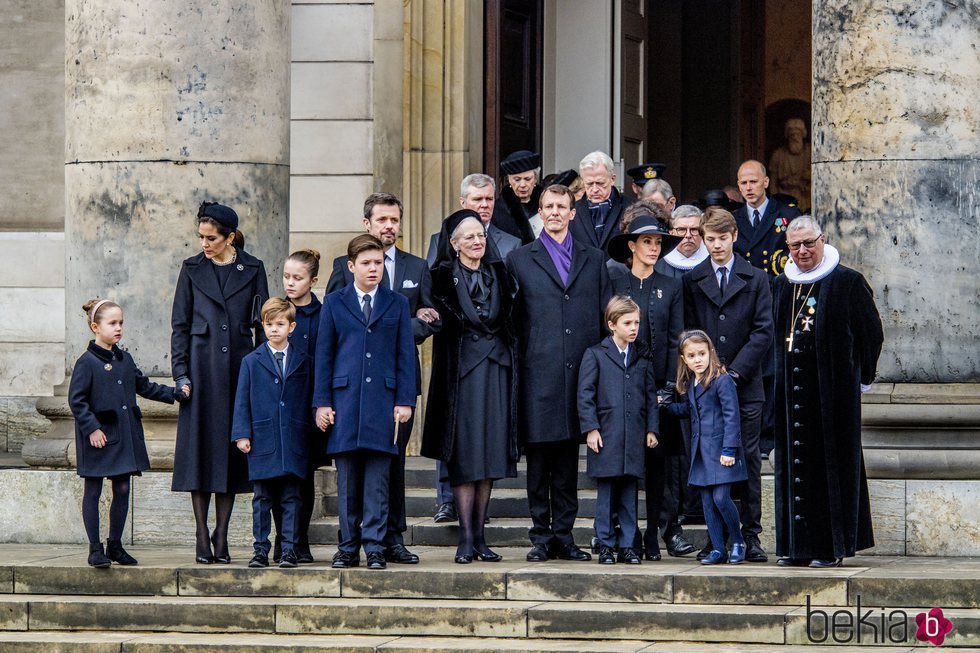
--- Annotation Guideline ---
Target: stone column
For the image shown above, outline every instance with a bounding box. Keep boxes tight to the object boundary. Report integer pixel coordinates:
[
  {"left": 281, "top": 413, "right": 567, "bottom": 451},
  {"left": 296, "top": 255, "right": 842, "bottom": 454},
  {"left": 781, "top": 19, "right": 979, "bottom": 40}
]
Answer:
[
  {"left": 23, "top": 0, "right": 290, "bottom": 469},
  {"left": 811, "top": 0, "right": 979, "bottom": 553}
]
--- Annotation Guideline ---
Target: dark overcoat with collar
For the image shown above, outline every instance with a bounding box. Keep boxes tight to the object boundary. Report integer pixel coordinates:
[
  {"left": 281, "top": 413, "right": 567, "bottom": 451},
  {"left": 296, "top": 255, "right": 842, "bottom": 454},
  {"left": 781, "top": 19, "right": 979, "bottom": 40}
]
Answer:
[
  {"left": 668, "top": 374, "right": 747, "bottom": 487},
  {"left": 287, "top": 293, "right": 321, "bottom": 360},
  {"left": 420, "top": 258, "right": 520, "bottom": 465},
  {"left": 569, "top": 188, "right": 635, "bottom": 255},
  {"left": 609, "top": 267, "right": 683, "bottom": 386},
  {"left": 313, "top": 283, "right": 416, "bottom": 456},
  {"left": 69, "top": 342, "right": 177, "bottom": 479},
  {"left": 326, "top": 249, "right": 435, "bottom": 394},
  {"left": 231, "top": 344, "right": 312, "bottom": 481},
  {"left": 578, "top": 338, "right": 659, "bottom": 479},
  {"left": 772, "top": 265, "right": 882, "bottom": 559},
  {"left": 506, "top": 235, "right": 611, "bottom": 444},
  {"left": 733, "top": 196, "right": 801, "bottom": 277},
  {"left": 425, "top": 225, "right": 522, "bottom": 269},
  {"left": 170, "top": 248, "right": 269, "bottom": 493},
  {"left": 682, "top": 255, "right": 773, "bottom": 404},
  {"left": 492, "top": 184, "right": 543, "bottom": 244}
]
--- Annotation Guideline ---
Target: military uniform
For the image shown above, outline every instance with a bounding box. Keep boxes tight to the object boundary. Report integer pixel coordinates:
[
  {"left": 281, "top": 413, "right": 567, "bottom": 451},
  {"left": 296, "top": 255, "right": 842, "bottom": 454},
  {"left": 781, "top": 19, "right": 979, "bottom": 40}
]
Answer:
[{"left": 733, "top": 197, "right": 801, "bottom": 277}]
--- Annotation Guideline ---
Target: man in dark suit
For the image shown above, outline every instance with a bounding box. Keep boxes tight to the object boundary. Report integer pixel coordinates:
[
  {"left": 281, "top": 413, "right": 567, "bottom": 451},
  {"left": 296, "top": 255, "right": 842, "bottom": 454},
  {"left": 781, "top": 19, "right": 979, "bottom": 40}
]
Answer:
[
  {"left": 425, "top": 173, "right": 522, "bottom": 268},
  {"left": 315, "top": 235, "right": 417, "bottom": 570},
  {"left": 506, "top": 184, "right": 611, "bottom": 563},
  {"left": 325, "top": 193, "right": 438, "bottom": 565},
  {"left": 569, "top": 151, "right": 635, "bottom": 257},
  {"left": 732, "top": 160, "right": 801, "bottom": 458},
  {"left": 682, "top": 207, "right": 774, "bottom": 563}
]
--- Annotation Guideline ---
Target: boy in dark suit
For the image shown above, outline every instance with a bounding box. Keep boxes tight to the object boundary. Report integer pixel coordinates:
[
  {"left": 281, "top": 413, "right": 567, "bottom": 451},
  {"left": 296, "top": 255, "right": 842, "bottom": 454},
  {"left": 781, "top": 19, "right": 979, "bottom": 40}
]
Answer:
[
  {"left": 314, "top": 234, "right": 416, "bottom": 570},
  {"left": 232, "top": 298, "right": 312, "bottom": 569},
  {"left": 682, "top": 207, "right": 774, "bottom": 563}
]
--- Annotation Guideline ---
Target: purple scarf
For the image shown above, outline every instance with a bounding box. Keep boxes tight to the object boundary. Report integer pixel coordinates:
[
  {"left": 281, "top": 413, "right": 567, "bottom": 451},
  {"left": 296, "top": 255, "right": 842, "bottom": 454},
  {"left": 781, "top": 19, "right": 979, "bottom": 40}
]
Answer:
[{"left": 540, "top": 230, "right": 574, "bottom": 286}]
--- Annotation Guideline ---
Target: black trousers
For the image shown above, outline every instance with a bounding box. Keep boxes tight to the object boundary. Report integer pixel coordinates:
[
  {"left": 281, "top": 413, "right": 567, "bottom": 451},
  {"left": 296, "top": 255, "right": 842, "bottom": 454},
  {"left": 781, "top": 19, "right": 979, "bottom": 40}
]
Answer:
[
  {"left": 525, "top": 440, "right": 580, "bottom": 550},
  {"left": 736, "top": 399, "right": 763, "bottom": 540},
  {"left": 335, "top": 451, "right": 391, "bottom": 555},
  {"left": 642, "top": 451, "right": 667, "bottom": 554},
  {"left": 383, "top": 411, "right": 415, "bottom": 548},
  {"left": 435, "top": 460, "right": 454, "bottom": 505},
  {"left": 252, "top": 476, "right": 302, "bottom": 555}
]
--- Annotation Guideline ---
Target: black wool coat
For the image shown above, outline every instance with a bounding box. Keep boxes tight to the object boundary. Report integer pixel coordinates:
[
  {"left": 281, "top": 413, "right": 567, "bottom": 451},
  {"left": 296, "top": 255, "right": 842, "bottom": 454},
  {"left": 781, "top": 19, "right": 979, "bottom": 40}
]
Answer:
[
  {"left": 609, "top": 267, "right": 683, "bottom": 386},
  {"left": 70, "top": 342, "right": 177, "bottom": 478},
  {"left": 683, "top": 255, "right": 774, "bottom": 404},
  {"left": 325, "top": 248, "right": 436, "bottom": 394},
  {"left": 492, "top": 184, "right": 543, "bottom": 244},
  {"left": 170, "top": 249, "right": 269, "bottom": 494},
  {"left": 733, "top": 197, "right": 801, "bottom": 277},
  {"left": 773, "top": 265, "right": 883, "bottom": 559},
  {"left": 420, "top": 259, "right": 520, "bottom": 465},
  {"left": 569, "top": 188, "right": 635, "bottom": 255},
  {"left": 506, "top": 236, "right": 611, "bottom": 444},
  {"left": 578, "top": 338, "right": 658, "bottom": 479}
]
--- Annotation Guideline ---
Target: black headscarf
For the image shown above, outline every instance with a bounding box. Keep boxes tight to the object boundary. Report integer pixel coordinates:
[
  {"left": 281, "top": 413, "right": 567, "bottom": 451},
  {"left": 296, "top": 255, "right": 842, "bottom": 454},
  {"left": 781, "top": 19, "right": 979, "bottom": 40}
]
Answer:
[{"left": 431, "top": 209, "right": 497, "bottom": 269}]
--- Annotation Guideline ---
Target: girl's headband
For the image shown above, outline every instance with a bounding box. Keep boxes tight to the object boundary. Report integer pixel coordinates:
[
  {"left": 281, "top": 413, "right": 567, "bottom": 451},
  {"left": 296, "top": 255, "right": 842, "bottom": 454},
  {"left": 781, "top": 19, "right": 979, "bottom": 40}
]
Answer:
[{"left": 89, "top": 299, "right": 111, "bottom": 323}]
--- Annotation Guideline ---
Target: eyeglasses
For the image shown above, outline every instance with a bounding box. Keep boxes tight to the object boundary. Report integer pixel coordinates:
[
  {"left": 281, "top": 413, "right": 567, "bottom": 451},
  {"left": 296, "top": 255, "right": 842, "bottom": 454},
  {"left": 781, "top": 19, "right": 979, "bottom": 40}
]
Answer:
[
  {"left": 672, "top": 228, "right": 700, "bottom": 236},
  {"left": 786, "top": 234, "right": 824, "bottom": 251}
]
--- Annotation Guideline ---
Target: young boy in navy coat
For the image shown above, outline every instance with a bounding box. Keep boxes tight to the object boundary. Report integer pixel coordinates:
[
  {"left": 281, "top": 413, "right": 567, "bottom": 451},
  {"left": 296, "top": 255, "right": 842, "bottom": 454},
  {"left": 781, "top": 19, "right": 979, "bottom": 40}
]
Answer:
[
  {"left": 314, "top": 234, "right": 416, "bottom": 570},
  {"left": 232, "top": 298, "right": 312, "bottom": 569}
]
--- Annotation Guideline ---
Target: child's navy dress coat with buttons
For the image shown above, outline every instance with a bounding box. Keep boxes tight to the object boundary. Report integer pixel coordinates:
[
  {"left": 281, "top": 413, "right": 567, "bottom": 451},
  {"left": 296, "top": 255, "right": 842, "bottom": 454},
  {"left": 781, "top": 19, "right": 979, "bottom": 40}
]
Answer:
[{"left": 69, "top": 342, "right": 177, "bottom": 478}]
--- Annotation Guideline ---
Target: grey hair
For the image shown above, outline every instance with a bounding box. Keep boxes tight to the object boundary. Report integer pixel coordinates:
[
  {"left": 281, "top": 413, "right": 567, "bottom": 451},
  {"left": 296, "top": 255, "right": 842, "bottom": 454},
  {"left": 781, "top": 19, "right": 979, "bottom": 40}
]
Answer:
[
  {"left": 578, "top": 151, "right": 615, "bottom": 175},
  {"left": 507, "top": 167, "right": 541, "bottom": 182},
  {"left": 449, "top": 216, "right": 484, "bottom": 243},
  {"left": 786, "top": 215, "right": 822, "bottom": 235},
  {"left": 460, "top": 173, "right": 496, "bottom": 198},
  {"left": 672, "top": 204, "right": 703, "bottom": 220},
  {"left": 641, "top": 178, "right": 674, "bottom": 201}
]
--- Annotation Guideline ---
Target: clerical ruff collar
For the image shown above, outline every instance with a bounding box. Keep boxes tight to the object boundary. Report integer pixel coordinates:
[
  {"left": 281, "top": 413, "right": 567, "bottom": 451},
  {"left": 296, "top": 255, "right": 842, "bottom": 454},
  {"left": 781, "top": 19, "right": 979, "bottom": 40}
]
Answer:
[
  {"left": 663, "top": 242, "right": 709, "bottom": 270},
  {"left": 784, "top": 244, "right": 841, "bottom": 283}
]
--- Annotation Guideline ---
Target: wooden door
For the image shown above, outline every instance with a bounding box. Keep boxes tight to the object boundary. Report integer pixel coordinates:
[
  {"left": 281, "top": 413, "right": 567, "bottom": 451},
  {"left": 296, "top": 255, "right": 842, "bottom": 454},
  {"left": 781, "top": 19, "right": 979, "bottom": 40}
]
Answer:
[
  {"left": 618, "top": 0, "right": 649, "bottom": 188},
  {"left": 485, "top": 0, "right": 543, "bottom": 175}
]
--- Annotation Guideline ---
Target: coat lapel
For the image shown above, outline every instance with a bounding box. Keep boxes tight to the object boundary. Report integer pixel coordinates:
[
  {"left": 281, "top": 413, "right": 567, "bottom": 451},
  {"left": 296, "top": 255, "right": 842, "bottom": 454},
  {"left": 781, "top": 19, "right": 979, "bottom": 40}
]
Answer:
[
  {"left": 222, "top": 256, "right": 261, "bottom": 299},
  {"left": 724, "top": 258, "right": 749, "bottom": 302},
  {"left": 746, "top": 202, "right": 775, "bottom": 250},
  {"left": 392, "top": 248, "right": 409, "bottom": 293},
  {"left": 185, "top": 256, "right": 225, "bottom": 306},
  {"left": 694, "top": 262, "right": 725, "bottom": 307},
  {"left": 254, "top": 345, "right": 279, "bottom": 378},
  {"left": 528, "top": 239, "right": 566, "bottom": 289},
  {"left": 572, "top": 197, "right": 601, "bottom": 248},
  {"left": 284, "top": 348, "right": 306, "bottom": 380},
  {"left": 452, "top": 263, "right": 485, "bottom": 328},
  {"left": 367, "top": 286, "right": 394, "bottom": 326},
  {"left": 600, "top": 338, "right": 626, "bottom": 369},
  {"left": 339, "top": 285, "right": 367, "bottom": 324},
  {"left": 563, "top": 239, "right": 590, "bottom": 289}
]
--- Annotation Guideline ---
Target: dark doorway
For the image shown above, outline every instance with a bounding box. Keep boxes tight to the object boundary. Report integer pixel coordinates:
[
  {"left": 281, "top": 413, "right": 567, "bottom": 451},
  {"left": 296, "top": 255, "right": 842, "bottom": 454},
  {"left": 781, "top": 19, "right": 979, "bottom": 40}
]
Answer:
[{"left": 484, "top": 0, "right": 543, "bottom": 177}]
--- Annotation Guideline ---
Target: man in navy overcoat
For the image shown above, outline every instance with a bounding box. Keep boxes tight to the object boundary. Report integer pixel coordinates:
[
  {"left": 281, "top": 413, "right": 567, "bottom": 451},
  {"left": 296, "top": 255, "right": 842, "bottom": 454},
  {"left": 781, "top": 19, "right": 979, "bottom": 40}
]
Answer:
[{"left": 314, "top": 235, "right": 416, "bottom": 570}]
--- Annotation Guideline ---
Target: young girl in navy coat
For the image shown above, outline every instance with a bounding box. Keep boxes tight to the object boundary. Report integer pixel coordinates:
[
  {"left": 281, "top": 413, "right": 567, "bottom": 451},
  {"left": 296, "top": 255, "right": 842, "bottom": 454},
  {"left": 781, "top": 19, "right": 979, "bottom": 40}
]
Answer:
[
  {"left": 69, "top": 299, "right": 188, "bottom": 568},
  {"left": 578, "top": 296, "right": 659, "bottom": 565},
  {"left": 667, "top": 330, "right": 747, "bottom": 564}
]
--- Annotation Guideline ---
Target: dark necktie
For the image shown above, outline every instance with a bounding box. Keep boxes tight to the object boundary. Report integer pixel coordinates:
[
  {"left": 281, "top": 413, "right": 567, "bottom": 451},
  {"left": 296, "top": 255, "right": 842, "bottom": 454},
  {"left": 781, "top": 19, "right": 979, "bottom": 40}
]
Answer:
[
  {"left": 361, "top": 293, "right": 372, "bottom": 323},
  {"left": 719, "top": 266, "right": 728, "bottom": 295},
  {"left": 274, "top": 351, "right": 284, "bottom": 379},
  {"left": 621, "top": 349, "right": 628, "bottom": 368},
  {"left": 752, "top": 208, "right": 760, "bottom": 228}
]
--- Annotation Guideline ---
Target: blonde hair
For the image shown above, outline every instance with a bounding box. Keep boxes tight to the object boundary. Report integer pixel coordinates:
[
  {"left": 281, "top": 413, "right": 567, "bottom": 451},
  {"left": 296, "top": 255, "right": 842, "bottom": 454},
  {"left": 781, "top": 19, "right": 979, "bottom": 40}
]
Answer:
[
  {"left": 261, "top": 297, "right": 296, "bottom": 324},
  {"left": 286, "top": 248, "right": 321, "bottom": 278},
  {"left": 675, "top": 329, "right": 726, "bottom": 394},
  {"left": 605, "top": 295, "right": 641, "bottom": 329},
  {"left": 81, "top": 298, "right": 120, "bottom": 326}
]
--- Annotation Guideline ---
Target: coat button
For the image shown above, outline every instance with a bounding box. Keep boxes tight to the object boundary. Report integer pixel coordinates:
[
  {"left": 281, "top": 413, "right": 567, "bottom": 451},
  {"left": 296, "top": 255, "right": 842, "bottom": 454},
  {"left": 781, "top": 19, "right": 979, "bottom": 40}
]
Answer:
[
  {"left": 795, "top": 329, "right": 801, "bottom": 336},
  {"left": 793, "top": 404, "right": 801, "bottom": 410},
  {"left": 794, "top": 458, "right": 801, "bottom": 465},
  {"left": 221, "top": 346, "right": 228, "bottom": 353},
  {"left": 625, "top": 374, "right": 630, "bottom": 379},
  {"left": 221, "top": 324, "right": 228, "bottom": 331},
  {"left": 793, "top": 440, "right": 800, "bottom": 446},
  {"left": 794, "top": 477, "right": 801, "bottom": 483},
  {"left": 719, "top": 314, "right": 726, "bottom": 321},
  {"left": 794, "top": 496, "right": 801, "bottom": 502},
  {"left": 794, "top": 514, "right": 802, "bottom": 521},
  {"left": 117, "top": 380, "right": 122, "bottom": 385},
  {"left": 280, "top": 401, "right": 285, "bottom": 406},
  {"left": 792, "top": 367, "right": 800, "bottom": 373},
  {"left": 565, "top": 328, "right": 571, "bottom": 334},
  {"left": 274, "top": 379, "right": 279, "bottom": 384},
  {"left": 304, "top": 334, "right": 308, "bottom": 339},
  {"left": 366, "top": 352, "right": 372, "bottom": 358},
  {"left": 793, "top": 349, "right": 800, "bottom": 354},
  {"left": 719, "top": 335, "right": 727, "bottom": 343},
  {"left": 794, "top": 422, "right": 801, "bottom": 428},
  {"left": 471, "top": 334, "right": 479, "bottom": 341},
  {"left": 566, "top": 362, "right": 573, "bottom": 369},
  {"left": 793, "top": 385, "right": 801, "bottom": 392},
  {"left": 122, "top": 405, "right": 127, "bottom": 410},
  {"left": 626, "top": 393, "right": 631, "bottom": 398},
  {"left": 564, "top": 294, "right": 570, "bottom": 300},
  {"left": 367, "top": 328, "right": 372, "bottom": 333},
  {"left": 366, "top": 377, "right": 372, "bottom": 383}
]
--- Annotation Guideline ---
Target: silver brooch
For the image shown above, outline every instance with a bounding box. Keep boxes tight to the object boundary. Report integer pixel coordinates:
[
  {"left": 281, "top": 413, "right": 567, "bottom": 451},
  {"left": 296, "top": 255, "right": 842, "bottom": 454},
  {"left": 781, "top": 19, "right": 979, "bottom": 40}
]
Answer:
[
  {"left": 657, "top": 289, "right": 663, "bottom": 299},
  {"left": 104, "top": 363, "right": 113, "bottom": 371},
  {"left": 236, "top": 264, "right": 244, "bottom": 271}
]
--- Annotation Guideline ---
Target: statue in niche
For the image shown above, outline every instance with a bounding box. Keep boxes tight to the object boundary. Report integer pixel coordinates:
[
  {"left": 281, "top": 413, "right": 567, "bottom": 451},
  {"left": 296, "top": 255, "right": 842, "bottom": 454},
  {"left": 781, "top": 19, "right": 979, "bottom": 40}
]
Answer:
[{"left": 768, "top": 118, "right": 811, "bottom": 210}]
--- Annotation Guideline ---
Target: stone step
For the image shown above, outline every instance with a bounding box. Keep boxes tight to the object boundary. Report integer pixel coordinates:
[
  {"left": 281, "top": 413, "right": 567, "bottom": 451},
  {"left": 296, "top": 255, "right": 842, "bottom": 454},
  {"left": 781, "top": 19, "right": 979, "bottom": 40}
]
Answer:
[{"left": 0, "top": 594, "right": 976, "bottom": 647}]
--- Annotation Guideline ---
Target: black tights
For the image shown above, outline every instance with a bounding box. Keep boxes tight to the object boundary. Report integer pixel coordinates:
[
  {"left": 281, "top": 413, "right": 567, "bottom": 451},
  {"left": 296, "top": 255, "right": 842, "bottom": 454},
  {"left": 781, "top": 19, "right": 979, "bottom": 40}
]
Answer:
[
  {"left": 452, "top": 479, "right": 493, "bottom": 557},
  {"left": 191, "top": 491, "right": 236, "bottom": 557},
  {"left": 82, "top": 475, "right": 131, "bottom": 545}
]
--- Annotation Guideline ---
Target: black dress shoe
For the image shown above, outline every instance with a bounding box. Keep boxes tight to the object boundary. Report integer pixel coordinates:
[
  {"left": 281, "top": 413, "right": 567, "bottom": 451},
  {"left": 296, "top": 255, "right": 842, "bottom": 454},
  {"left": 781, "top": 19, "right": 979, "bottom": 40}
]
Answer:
[
  {"left": 473, "top": 546, "right": 502, "bottom": 562},
  {"left": 526, "top": 544, "right": 550, "bottom": 562},
  {"left": 433, "top": 502, "right": 458, "bottom": 523},
  {"left": 809, "top": 558, "right": 843, "bottom": 568},
  {"left": 645, "top": 550, "right": 662, "bottom": 561},
  {"left": 87, "top": 543, "right": 111, "bottom": 569},
  {"left": 454, "top": 552, "right": 474, "bottom": 564},
  {"left": 295, "top": 545, "right": 315, "bottom": 564},
  {"left": 745, "top": 538, "right": 768, "bottom": 563},
  {"left": 776, "top": 557, "right": 812, "bottom": 567},
  {"left": 385, "top": 544, "right": 420, "bottom": 564},
  {"left": 598, "top": 546, "right": 615, "bottom": 564},
  {"left": 366, "top": 551, "right": 387, "bottom": 570},
  {"left": 331, "top": 550, "right": 360, "bottom": 569},
  {"left": 590, "top": 536, "right": 600, "bottom": 554},
  {"left": 666, "top": 533, "right": 697, "bottom": 557},
  {"left": 106, "top": 539, "right": 138, "bottom": 566},
  {"left": 279, "top": 550, "right": 299, "bottom": 568},
  {"left": 195, "top": 554, "right": 215, "bottom": 565},
  {"left": 557, "top": 543, "right": 592, "bottom": 561},
  {"left": 248, "top": 552, "right": 269, "bottom": 568},
  {"left": 273, "top": 536, "right": 283, "bottom": 563},
  {"left": 618, "top": 548, "right": 642, "bottom": 565},
  {"left": 696, "top": 543, "right": 712, "bottom": 561}
]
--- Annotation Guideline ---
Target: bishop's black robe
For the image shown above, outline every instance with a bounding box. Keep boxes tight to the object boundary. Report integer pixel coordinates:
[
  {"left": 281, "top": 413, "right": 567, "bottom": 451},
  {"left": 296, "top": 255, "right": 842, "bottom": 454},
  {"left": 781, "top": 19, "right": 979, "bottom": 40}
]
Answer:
[{"left": 773, "top": 264, "right": 883, "bottom": 559}]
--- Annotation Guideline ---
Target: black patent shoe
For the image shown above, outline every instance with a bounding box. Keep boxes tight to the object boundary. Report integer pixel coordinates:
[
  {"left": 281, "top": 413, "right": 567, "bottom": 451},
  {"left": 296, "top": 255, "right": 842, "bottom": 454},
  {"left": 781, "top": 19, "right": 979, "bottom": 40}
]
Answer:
[
  {"left": 557, "top": 543, "right": 592, "bottom": 561},
  {"left": 598, "top": 546, "right": 615, "bottom": 565},
  {"left": 666, "top": 533, "right": 697, "bottom": 557},
  {"left": 385, "top": 544, "right": 420, "bottom": 564},
  {"left": 644, "top": 550, "right": 662, "bottom": 561},
  {"left": 211, "top": 533, "right": 231, "bottom": 564},
  {"left": 526, "top": 544, "right": 550, "bottom": 562},
  {"left": 87, "top": 543, "right": 111, "bottom": 569},
  {"left": 331, "top": 550, "right": 360, "bottom": 569},
  {"left": 279, "top": 550, "right": 299, "bottom": 568},
  {"left": 366, "top": 551, "right": 387, "bottom": 570},
  {"left": 433, "top": 502, "right": 458, "bottom": 523},
  {"left": 745, "top": 537, "right": 768, "bottom": 563},
  {"left": 295, "top": 545, "right": 315, "bottom": 564},
  {"left": 696, "top": 542, "right": 712, "bottom": 561},
  {"left": 248, "top": 552, "right": 269, "bottom": 568},
  {"left": 473, "top": 546, "right": 502, "bottom": 562},
  {"left": 106, "top": 539, "right": 138, "bottom": 566},
  {"left": 777, "top": 557, "right": 812, "bottom": 567},
  {"left": 195, "top": 537, "right": 215, "bottom": 564},
  {"left": 618, "top": 548, "right": 642, "bottom": 565},
  {"left": 809, "top": 558, "right": 843, "bottom": 568}
]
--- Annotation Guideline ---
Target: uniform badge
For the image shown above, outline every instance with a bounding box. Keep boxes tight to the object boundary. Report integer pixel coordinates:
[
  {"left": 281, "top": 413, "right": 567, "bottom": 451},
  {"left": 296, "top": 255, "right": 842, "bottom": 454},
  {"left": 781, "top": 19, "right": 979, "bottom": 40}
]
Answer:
[
  {"left": 104, "top": 363, "right": 113, "bottom": 371},
  {"left": 236, "top": 264, "right": 244, "bottom": 271},
  {"left": 801, "top": 316, "right": 814, "bottom": 331},
  {"left": 453, "top": 276, "right": 459, "bottom": 286}
]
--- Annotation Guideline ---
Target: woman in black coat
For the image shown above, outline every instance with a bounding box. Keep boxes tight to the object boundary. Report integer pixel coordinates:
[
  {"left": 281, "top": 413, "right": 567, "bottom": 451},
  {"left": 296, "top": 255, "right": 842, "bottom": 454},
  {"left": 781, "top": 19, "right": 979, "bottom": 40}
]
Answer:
[
  {"left": 421, "top": 210, "right": 519, "bottom": 564},
  {"left": 606, "top": 213, "right": 683, "bottom": 559},
  {"left": 171, "top": 202, "right": 269, "bottom": 564}
]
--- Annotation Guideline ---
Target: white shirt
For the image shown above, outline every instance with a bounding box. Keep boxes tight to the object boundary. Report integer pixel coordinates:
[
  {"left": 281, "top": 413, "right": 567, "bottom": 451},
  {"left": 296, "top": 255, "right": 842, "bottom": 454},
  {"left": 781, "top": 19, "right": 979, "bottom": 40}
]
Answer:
[
  {"left": 615, "top": 342, "right": 630, "bottom": 366},
  {"left": 384, "top": 248, "right": 396, "bottom": 290},
  {"left": 267, "top": 343, "right": 288, "bottom": 375},
  {"left": 354, "top": 285, "right": 379, "bottom": 306},
  {"left": 711, "top": 256, "right": 735, "bottom": 289},
  {"left": 749, "top": 197, "right": 769, "bottom": 227}
]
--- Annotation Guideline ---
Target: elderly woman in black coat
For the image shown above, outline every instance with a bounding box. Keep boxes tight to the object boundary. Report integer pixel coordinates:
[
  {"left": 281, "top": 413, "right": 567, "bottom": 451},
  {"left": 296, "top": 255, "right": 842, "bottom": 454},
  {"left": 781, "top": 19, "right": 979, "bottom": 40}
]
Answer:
[
  {"left": 171, "top": 202, "right": 269, "bottom": 564},
  {"left": 606, "top": 211, "right": 683, "bottom": 560},
  {"left": 421, "top": 209, "right": 518, "bottom": 564}
]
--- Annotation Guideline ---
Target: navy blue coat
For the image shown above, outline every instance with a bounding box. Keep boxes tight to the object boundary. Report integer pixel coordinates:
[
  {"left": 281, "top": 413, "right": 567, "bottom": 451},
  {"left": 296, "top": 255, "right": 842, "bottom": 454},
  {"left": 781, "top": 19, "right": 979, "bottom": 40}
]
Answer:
[
  {"left": 287, "top": 293, "right": 321, "bottom": 360},
  {"left": 506, "top": 236, "right": 611, "bottom": 444},
  {"left": 733, "top": 197, "right": 801, "bottom": 277},
  {"left": 170, "top": 248, "right": 269, "bottom": 493},
  {"left": 69, "top": 342, "right": 177, "bottom": 478},
  {"left": 668, "top": 374, "right": 746, "bottom": 487},
  {"left": 232, "top": 344, "right": 312, "bottom": 481},
  {"left": 578, "top": 338, "right": 658, "bottom": 479},
  {"left": 326, "top": 249, "right": 435, "bottom": 394},
  {"left": 313, "top": 284, "right": 416, "bottom": 456},
  {"left": 682, "top": 255, "right": 774, "bottom": 404}
]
